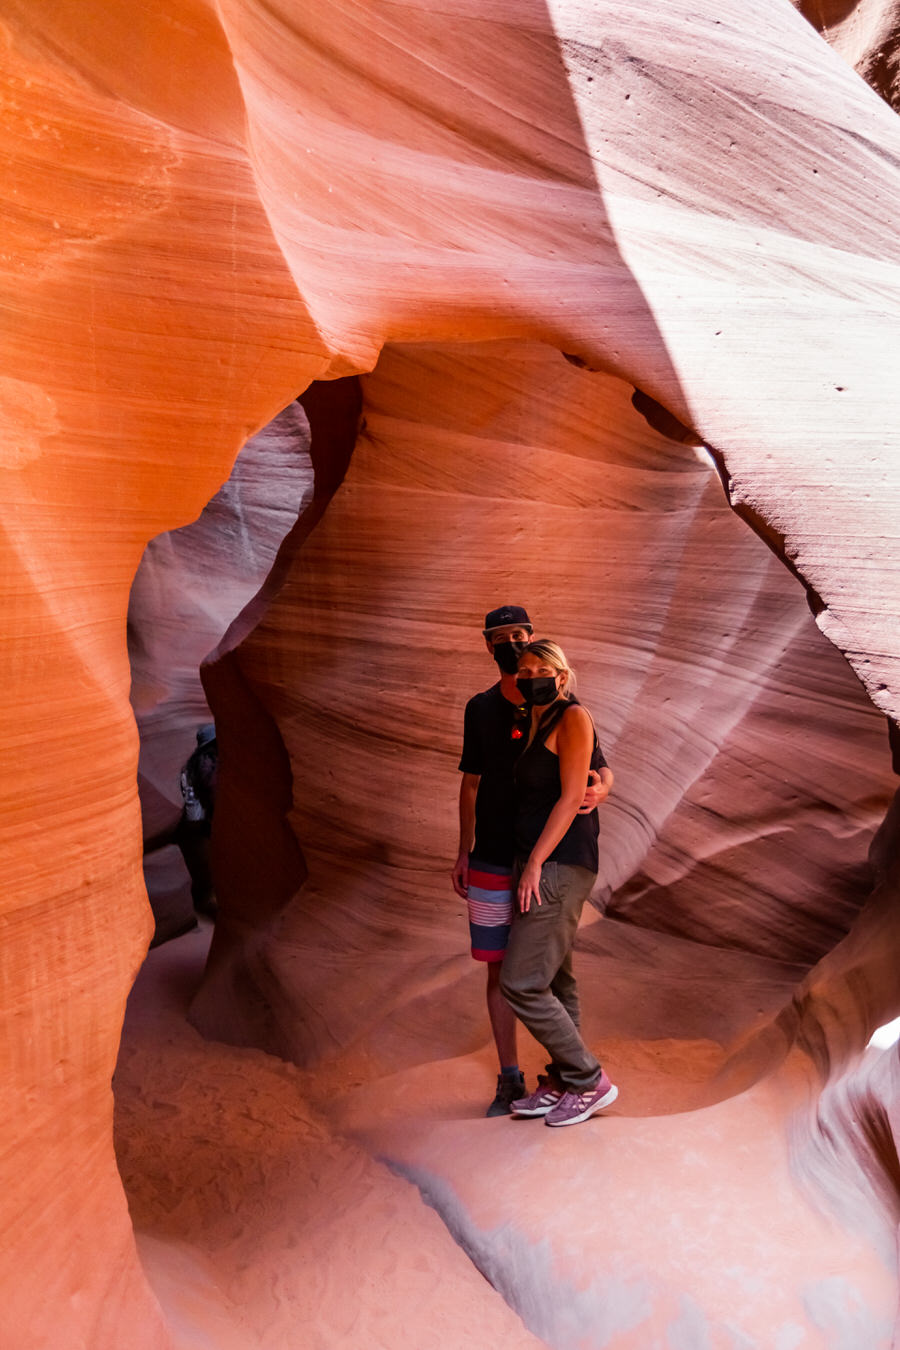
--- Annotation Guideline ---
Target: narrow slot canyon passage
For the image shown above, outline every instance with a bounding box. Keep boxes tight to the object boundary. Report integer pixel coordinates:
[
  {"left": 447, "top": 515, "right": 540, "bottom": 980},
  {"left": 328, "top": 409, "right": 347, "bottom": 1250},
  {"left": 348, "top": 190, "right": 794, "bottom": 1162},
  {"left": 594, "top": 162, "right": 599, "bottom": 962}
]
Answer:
[
  {"left": 117, "top": 340, "right": 900, "bottom": 1348},
  {"left": 6, "top": 1, "right": 900, "bottom": 1344},
  {"left": 129, "top": 399, "right": 315, "bottom": 948}
]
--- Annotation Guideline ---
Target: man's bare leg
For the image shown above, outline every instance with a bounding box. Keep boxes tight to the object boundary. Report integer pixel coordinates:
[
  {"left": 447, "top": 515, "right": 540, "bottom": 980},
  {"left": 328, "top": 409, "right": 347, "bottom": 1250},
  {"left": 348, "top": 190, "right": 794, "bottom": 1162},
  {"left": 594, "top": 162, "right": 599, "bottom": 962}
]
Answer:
[{"left": 487, "top": 960, "right": 518, "bottom": 1067}]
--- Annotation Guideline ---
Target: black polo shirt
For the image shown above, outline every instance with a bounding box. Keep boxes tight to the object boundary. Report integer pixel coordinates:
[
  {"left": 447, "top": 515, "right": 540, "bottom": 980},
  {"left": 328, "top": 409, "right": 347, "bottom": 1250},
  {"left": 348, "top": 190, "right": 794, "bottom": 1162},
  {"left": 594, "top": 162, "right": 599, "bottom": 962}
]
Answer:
[{"left": 458, "top": 683, "right": 526, "bottom": 868}]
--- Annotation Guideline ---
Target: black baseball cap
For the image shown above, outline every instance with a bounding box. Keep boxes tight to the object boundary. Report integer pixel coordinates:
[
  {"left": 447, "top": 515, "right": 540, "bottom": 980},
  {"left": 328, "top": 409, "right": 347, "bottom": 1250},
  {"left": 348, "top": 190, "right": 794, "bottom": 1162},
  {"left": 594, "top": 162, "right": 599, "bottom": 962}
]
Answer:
[{"left": 483, "top": 605, "right": 533, "bottom": 635}]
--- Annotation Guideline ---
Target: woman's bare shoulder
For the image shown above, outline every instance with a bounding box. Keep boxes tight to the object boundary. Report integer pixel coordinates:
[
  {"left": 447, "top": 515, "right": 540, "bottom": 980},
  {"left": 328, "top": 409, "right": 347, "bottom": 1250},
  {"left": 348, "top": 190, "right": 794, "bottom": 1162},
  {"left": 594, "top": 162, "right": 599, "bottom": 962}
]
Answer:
[{"left": 558, "top": 702, "right": 594, "bottom": 739}]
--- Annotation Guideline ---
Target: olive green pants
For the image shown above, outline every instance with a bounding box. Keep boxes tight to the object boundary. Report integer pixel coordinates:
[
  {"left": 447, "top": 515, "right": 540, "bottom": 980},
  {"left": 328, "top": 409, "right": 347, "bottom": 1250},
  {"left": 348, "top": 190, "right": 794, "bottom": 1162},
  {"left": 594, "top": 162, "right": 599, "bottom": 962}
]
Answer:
[{"left": 499, "top": 860, "right": 602, "bottom": 1092}]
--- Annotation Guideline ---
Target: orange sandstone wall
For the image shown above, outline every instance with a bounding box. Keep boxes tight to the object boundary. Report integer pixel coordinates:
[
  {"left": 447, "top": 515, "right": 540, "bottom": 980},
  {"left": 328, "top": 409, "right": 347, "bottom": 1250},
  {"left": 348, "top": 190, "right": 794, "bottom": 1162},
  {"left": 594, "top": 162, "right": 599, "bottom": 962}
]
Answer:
[
  {"left": 2, "top": 0, "right": 900, "bottom": 1345},
  {"left": 0, "top": 8, "right": 328, "bottom": 1346}
]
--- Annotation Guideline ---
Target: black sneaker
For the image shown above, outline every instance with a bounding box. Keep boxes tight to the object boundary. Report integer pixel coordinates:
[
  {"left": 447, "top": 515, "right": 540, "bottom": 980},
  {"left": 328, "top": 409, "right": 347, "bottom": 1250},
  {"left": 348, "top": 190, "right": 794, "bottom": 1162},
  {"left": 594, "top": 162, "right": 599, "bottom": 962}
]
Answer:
[{"left": 486, "top": 1071, "right": 526, "bottom": 1117}]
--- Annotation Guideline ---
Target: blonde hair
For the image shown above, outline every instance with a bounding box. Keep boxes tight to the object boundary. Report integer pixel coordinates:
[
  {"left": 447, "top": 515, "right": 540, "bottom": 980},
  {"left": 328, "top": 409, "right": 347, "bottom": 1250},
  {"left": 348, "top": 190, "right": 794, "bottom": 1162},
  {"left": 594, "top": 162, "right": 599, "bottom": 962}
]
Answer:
[{"left": 524, "top": 639, "right": 576, "bottom": 697}]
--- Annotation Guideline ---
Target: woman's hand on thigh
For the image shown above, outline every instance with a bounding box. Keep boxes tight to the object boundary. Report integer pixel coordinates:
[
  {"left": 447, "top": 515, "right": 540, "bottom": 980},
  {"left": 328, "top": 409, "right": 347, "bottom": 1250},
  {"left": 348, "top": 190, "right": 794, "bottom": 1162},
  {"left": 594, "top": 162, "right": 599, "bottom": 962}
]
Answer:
[{"left": 517, "top": 857, "right": 543, "bottom": 912}]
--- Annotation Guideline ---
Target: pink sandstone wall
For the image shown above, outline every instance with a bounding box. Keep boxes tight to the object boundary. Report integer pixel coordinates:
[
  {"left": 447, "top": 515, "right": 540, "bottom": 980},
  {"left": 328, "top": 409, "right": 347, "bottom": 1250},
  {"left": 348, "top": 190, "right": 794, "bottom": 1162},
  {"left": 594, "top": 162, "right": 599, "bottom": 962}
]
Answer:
[
  {"left": 129, "top": 400, "right": 313, "bottom": 939},
  {"left": 194, "top": 341, "right": 898, "bottom": 1075},
  {"left": 2, "top": 0, "right": 900, "bottom": 1345},
  {"left": 794, "top": 0, "right": 900, "bottom": 109}
]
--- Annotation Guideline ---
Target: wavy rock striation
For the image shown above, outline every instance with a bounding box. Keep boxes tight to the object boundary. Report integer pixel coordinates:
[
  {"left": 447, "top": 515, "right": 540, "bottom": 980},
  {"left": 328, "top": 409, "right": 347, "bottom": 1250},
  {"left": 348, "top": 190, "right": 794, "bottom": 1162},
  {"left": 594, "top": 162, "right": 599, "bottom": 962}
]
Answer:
[
  {"left": 195, "top": 341, "right": 898, "bottom": 1068},
  {"left": 794, "top": 0, "right": 900, "bottom": 111},
  {"left": 0, "top": 6, "right": 327, "bottom": 1345},
  {"left": 2, "top": 0, "right": 900, "bottom": 1346},
  {"left": 129, "top": 400, "right": 312, "bottom": 939}
]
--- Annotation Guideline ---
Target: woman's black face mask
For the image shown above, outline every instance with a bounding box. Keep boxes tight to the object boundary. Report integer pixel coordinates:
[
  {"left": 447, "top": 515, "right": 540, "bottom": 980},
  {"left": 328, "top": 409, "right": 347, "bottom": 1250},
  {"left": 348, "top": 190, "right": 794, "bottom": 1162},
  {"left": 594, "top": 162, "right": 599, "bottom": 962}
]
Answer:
[
  {"left": 516, "top": 675, "right": 559, "bottom": 706},
  {"left": 492, "top": 640, "right": 528, "bottom": 675}
]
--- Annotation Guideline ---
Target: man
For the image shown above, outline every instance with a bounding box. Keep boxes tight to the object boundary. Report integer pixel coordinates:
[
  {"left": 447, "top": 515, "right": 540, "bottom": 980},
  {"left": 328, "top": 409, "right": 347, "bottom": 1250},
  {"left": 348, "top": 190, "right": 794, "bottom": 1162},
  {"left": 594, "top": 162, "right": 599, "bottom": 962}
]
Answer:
[
  {"left": 176, "top": 723, "right": 219, "bottom": 919},
  {"left": 452, "top": 606, "right": 612, "bottom": 1115}
]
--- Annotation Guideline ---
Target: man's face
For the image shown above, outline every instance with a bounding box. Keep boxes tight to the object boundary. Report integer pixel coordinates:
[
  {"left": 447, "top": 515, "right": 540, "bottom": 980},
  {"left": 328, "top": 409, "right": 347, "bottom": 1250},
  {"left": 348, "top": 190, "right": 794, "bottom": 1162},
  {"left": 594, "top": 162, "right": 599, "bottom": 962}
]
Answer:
[{"left": 484, "top": 625, "right": 532, "bottom": 657}]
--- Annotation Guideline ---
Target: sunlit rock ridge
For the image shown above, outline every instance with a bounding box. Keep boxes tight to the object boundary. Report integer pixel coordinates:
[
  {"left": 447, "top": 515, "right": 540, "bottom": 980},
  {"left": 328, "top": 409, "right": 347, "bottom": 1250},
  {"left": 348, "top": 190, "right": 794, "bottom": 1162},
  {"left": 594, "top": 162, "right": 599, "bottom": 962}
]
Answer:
[{"left": 2, "top": 1, "right": 900, "bottom": 1346}]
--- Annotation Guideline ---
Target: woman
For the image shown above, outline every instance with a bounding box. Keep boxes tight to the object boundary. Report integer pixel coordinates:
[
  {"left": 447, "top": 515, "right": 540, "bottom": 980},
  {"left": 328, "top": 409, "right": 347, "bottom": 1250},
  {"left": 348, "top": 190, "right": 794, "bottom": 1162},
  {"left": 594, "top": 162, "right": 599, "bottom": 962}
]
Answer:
[{"left": 499, "top": 640, "right": 618, "bottom": 1127}]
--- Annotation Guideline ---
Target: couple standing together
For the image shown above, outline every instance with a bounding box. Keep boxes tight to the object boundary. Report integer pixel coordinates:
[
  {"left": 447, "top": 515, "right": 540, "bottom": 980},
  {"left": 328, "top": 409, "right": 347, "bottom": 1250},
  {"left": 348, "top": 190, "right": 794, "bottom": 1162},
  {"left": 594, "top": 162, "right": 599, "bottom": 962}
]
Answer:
[{"left": 452, "top": 605, "right": 618, "bottom": 1129}]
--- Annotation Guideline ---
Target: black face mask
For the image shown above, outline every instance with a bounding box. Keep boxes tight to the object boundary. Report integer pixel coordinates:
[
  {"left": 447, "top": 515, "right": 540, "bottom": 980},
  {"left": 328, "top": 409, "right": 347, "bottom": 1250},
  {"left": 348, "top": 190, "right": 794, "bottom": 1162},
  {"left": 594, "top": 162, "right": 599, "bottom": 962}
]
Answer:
[
  {"left": 516, "top": 675, "right": 559, "bottom": 706},
  {"left": 492, "top": 640, "right": 527, "bottom": 675}
]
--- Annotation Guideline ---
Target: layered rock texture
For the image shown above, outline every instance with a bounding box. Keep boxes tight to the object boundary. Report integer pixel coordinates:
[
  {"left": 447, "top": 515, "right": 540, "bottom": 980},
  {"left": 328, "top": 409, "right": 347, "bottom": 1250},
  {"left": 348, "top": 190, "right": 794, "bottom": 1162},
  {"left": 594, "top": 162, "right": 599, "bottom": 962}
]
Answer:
[
  {"left": 129, "top": 400, "right": 313, "bottom": 939},
  {"left": 794, "top": 0, "right": 900, "bottom": 109},
  {"left": 3, "top": 0, "right": 900, "bottom": 1347}
]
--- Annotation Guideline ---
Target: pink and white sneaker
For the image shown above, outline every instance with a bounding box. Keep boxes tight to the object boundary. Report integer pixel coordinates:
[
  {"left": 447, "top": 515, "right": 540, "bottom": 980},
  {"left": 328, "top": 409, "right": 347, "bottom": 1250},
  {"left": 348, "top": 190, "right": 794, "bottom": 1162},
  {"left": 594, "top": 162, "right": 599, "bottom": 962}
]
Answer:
[
  {"left": 544, "top": 1071, "right": 618, "bottom": 1127},
  {"left": 510, "top": 1074, "right": 564, "bottom": 1118}
]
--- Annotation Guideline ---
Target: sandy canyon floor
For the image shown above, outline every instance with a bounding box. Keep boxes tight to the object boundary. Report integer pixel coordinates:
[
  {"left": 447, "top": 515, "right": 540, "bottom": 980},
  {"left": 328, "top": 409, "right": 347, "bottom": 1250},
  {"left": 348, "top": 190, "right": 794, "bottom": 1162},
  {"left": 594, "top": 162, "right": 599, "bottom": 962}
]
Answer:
[{"left": 114, "top": 921, "right": 897, "bottom": 1350}]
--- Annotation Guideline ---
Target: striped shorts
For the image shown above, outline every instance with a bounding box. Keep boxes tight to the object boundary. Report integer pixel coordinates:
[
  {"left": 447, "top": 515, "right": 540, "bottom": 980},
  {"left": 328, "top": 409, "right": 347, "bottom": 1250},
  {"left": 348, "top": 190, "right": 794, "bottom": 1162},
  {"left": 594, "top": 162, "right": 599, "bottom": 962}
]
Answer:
[{"left": 467, "top": 857, "right": 514, "bottom": 962}]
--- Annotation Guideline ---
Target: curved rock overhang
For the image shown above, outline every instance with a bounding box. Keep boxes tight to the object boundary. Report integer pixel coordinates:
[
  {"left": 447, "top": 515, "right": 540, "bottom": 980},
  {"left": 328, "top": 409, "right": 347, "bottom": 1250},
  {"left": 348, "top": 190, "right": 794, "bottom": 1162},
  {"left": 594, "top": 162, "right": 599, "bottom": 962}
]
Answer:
[{"left": 3, "top": 0, "right": 900, "bottom": 1345}]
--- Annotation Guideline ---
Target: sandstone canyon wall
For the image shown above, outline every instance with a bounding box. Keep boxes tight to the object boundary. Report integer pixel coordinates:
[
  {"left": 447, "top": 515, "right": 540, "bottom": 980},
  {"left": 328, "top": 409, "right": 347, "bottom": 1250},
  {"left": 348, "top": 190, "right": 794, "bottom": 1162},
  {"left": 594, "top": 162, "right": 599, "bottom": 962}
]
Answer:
[
  {"left": 1, "top": 6, "right": 330, "bottom": 1345},
  {"left": 794, "top": 0, "right": 900, "bottom": 111},
  {"left": 129, "top": 400, "right": 313, "bottom": 941},
  {"left": 3, "top": 0, "right": 900, "bottom": 1346},
  {"left": 195, "top": 342, "right": 898, "bottom": 1073}
]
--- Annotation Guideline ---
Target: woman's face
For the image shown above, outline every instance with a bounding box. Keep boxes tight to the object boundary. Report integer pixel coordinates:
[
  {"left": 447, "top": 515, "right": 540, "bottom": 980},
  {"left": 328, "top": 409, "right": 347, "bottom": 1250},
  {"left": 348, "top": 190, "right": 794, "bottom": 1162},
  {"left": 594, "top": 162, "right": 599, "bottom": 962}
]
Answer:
[{"left": 516, "top": 650, "right": 565, "bottom": 703}]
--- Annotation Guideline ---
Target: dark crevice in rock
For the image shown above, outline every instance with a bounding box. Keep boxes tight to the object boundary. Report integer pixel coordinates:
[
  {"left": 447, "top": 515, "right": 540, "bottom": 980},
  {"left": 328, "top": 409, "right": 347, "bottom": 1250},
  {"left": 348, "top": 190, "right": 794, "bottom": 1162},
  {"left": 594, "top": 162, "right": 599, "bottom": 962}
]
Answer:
[
  {"left": 129, "top": 398, "right": 316, "bottom": 946},
  {"left": 889, "top": 718, "right": 900, "bottom": 775},
  {"left": 190, "top": 650, "right": 304, "bottom": 1047},
  {"left": 703, "top": 440, "right": 829, "bottom": 621},
  {"left": 191, "top": 375, "right": 363, "bottom": 1046},
  {"left": 630, "top": 387, "right": 702, "bottom": 445}
]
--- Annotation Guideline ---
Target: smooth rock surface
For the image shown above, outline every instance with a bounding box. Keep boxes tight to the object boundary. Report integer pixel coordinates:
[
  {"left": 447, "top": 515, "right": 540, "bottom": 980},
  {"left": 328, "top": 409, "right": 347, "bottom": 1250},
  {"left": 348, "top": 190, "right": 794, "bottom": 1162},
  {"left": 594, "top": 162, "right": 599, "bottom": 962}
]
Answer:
[
  {"left": 129, "top": 400, "right": 312, "bottom": 936},
  {"left": 115, "top": 925, "right": 546, "bottom": 1350},
  {"left": 213, "top": 0, "right": 900, "bottom": 720},
  {"left": 130, "top": 399, "right": 312, "bottom": 841},
  {"left": 3, "top": 0, "right": 900, "bottom": 1346},
  {"left": 196, "top": 341, "right": 897, "bottom": 1074},
  {"left": 0, "top": 7, "right": 328, "bottom": 1345}
]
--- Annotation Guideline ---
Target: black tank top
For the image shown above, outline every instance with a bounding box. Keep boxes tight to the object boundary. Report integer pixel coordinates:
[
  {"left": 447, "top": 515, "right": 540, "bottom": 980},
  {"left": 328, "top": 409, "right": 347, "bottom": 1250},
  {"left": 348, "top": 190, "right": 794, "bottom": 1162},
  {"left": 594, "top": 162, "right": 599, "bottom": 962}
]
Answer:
[{"left": 513, "top": 701, "right": 605, "bottom": 872}]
